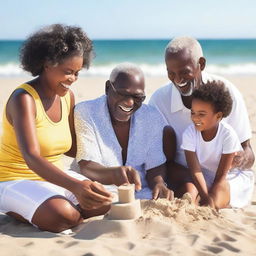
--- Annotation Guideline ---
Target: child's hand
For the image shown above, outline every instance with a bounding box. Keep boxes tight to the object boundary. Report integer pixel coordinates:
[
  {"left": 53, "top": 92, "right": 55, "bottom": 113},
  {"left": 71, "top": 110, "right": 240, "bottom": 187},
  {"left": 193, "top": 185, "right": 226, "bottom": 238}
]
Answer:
[{"left": 200, "top": 195, "right": 215, "bottom": 209}]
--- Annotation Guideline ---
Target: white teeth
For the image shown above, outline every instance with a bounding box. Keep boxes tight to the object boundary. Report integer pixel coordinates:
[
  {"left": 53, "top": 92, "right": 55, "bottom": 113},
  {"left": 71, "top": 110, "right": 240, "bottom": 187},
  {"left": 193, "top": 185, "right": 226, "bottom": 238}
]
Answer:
[
  {"left": 195, "top": 123, "right": 201, "bottom": 126},
  {"left": 61, "top": 83, "right": 70, "bottom": 89},
  {"left": 119, "top": 105, "right": 133, "bottom": 112},
  {"left": 176, "top": 82, "right": 187, "bottom": 88}
]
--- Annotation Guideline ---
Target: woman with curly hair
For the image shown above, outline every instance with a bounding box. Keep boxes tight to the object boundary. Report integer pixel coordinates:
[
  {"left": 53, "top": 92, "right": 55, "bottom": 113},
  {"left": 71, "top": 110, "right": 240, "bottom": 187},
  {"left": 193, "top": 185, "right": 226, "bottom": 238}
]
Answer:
[
  {"left": 0, "top": 24, "right": 112, "bottom": 232},
  {"left": 181, "top": 81, "right": 254, "bottom": 209}
]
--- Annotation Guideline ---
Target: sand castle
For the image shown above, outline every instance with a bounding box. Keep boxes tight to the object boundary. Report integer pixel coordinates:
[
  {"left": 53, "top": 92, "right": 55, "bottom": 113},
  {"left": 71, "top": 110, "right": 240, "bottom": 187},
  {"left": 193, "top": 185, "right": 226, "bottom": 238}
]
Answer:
[{"left": 107, "top": 184, "right": 142, "bottom": 220}]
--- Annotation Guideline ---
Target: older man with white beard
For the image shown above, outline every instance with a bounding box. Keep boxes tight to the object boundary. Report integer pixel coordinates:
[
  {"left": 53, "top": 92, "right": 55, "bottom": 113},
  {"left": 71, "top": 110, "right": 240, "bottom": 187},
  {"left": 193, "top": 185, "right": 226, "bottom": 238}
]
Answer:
[{"left": 149, "top": 36, "right": 254, "bottom": 208}]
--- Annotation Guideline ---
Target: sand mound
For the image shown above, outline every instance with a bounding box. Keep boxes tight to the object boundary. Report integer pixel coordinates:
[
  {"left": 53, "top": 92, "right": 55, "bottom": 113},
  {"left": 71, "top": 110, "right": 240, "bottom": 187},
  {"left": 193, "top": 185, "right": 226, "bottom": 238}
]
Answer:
[{"left": 141, "top": 193, "right": 220, "bottom": 226}]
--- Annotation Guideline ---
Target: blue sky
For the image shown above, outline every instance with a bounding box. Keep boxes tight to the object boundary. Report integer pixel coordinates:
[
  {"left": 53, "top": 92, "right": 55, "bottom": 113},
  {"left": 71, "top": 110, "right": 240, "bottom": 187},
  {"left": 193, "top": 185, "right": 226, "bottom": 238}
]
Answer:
[{"left": 1, "top": 0, "right": 256, "bottom": 40}]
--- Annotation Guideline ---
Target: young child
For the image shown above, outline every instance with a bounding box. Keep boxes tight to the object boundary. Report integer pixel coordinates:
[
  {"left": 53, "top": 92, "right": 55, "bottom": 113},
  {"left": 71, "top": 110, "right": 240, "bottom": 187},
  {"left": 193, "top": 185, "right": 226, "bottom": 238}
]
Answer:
[{"left": 181, "top": 80, "right": 254, "bottom": 209}]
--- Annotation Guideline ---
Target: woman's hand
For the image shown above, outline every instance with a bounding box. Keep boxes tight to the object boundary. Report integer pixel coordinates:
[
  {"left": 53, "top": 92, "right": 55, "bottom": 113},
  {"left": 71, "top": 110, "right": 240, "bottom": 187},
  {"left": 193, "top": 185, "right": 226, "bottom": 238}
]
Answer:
[{"left": 73, "top": 180, "right": 113, "bottom": 210}]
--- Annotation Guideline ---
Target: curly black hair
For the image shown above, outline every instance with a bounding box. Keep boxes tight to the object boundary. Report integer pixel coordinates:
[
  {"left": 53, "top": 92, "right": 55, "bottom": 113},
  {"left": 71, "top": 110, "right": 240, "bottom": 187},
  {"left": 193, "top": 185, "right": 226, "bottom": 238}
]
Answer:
[
  {"left": 192, "top": 80, "right": 233, "bottom": 117},
  {"left": 20, "top": 24, "right": 94, "bottom": 76}
]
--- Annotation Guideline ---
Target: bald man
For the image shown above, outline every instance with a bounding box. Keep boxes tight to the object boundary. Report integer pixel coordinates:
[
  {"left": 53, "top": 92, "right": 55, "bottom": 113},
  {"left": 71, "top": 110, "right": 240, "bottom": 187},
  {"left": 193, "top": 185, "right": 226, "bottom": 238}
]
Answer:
[
  {"left": 74, "top": 63, "right": 175, "bottom": 200},
  {"left": 149, "top": 36, "right": 254, "bottom": 207}
]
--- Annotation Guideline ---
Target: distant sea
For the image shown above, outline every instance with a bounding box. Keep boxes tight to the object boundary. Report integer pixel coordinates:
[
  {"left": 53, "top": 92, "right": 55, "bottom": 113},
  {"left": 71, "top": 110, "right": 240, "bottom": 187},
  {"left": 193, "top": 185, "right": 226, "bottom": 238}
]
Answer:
[{"left": 0, "top": 39, "right": 256, "bottom": 77}]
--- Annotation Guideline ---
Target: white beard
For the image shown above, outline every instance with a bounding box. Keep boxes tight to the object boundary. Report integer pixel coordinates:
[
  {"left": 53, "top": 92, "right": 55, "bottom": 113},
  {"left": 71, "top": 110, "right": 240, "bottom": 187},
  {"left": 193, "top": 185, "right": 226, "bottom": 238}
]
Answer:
[{"left": 178, "top": 79, "right": 195, "bottom": 97}]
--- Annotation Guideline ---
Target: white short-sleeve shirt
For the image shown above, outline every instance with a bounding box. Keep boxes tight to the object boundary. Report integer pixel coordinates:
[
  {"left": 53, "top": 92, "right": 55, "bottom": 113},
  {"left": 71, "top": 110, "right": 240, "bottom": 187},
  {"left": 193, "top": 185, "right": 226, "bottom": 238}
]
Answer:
[
  {"left": 149, "top": 72, "right": 252, "bottom": 167},
  {"left": 74, "top": 95, "right": 167, "bottom": 199},
  {"left": 180, "top": 122, "right": 254, "bottom": 208},
  {"left": 181, "top": 122, "right": 242, "bottom": 175}
]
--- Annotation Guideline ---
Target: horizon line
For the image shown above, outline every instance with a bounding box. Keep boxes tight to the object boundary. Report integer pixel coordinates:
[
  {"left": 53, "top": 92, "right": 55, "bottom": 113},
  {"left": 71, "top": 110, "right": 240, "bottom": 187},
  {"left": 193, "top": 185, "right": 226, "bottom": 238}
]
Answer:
[{"left": 0, "top": 37, "right": 256, "bottom": 41}]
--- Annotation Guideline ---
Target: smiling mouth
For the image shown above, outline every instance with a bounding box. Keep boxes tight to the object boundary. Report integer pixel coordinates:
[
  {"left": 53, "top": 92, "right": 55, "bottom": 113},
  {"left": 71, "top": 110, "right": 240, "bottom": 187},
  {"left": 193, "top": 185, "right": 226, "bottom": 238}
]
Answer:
[
  {"left": 176, "top": 82, "right": 188, "bottom": 88},
  {"left": 119, "top": 105, "right": 133, "bottom": 112},
  {"left": 176, "top": 80, "right": 195, "bottom": 96},
  {"left": 60, "top": 83, "right": 70, "bottom": 89}
]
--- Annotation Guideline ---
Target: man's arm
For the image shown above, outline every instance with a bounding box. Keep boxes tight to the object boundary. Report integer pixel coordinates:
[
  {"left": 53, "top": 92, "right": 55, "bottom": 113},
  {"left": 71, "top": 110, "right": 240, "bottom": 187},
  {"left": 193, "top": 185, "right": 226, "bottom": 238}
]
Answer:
[
  {"left": 79, "top": 160, "right": 141, "bottom": 191},
  {"left": 146, "top": 164, "right": 174, "bottom": 200},
  {"left": 233, "top": 140, "right": 255, "bottom": 169},
  {"left": 163, "top": 125, "right": 176, "bottom": 163},
  {"left": 223, "top": 80, "right": 254, "bottom": 169}
]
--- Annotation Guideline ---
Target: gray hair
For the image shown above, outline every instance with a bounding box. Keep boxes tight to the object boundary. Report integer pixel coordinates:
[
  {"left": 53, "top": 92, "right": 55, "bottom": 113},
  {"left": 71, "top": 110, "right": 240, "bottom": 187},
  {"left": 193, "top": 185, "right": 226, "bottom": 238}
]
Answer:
[
  {"left": 109, "top": 62, "right": 144, "bottom": 83},
  {"left": 165, "top": 36, "right": 203, "bottom": 63}
]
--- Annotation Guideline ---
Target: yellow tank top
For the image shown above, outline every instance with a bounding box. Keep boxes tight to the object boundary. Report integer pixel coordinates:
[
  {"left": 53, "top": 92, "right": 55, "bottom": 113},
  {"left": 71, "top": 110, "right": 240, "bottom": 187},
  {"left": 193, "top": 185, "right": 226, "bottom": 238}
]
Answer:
[{"left": 0, "top": 84, "right": 72, "bottom": 181}]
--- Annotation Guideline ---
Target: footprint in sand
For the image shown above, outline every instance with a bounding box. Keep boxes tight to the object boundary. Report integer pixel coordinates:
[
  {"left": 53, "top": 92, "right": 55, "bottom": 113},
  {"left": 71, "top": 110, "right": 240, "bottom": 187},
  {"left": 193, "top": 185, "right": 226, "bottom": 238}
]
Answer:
[
  {"left": 216, "top": 242, "right": 240, "bottom": 253},
  {"left": 63, "top": 240, "right": 80, "bottom": 248},
  {"left": 230, "top": 230, "right": 244, "bottom": 236},
  {"left": 213, "top": 236, "right": 221, "bottom": 243},
  {"left": 205, "top": 236, "right": 240, "bottom": 254},
  {"left": 123, "top": 241, "right": 136, "bottom": 250},
  {"left": 213, "top": 234, "right": 237, "bottom": 243},
  {"left": 187, "top": 234, "right": 200, "bottom": 246},
  {"left": 55, "top": 240, "right": 65, "bottom": 244},
  {"left": 204, "top": 245, "right": 223, "bottom": 254},
  {"left": 16, "top": 239, "right": 35, "bottom": 247},
  {"left": 221, "top": 234, "right": 237, "bottom": 242},
  {"left": 23, "top": 241, "right": 34, "bottom": 247}
]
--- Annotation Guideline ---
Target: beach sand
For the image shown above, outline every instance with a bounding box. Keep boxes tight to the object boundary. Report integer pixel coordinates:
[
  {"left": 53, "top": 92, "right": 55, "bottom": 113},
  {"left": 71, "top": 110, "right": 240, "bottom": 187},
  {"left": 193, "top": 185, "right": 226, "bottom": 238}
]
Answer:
[{"left": 0, "top": 75, "right": 256, "bottom": 255}]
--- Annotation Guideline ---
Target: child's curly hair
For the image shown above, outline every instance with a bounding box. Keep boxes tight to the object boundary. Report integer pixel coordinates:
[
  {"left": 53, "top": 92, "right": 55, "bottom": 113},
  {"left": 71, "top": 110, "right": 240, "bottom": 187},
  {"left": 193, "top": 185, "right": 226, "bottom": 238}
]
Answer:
[
  {"left": 20, "top": 24, "right": 94, "bottom": 76},
  {"left": 192, "top": 80, "right": 233, "bottom": 117}
]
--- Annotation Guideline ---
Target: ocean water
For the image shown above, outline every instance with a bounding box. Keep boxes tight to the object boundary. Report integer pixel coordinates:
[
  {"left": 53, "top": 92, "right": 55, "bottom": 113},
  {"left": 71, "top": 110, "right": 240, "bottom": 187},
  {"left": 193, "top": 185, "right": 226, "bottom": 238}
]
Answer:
[{"left": 0, "top": 39, "right": 256, "bottom": 77}]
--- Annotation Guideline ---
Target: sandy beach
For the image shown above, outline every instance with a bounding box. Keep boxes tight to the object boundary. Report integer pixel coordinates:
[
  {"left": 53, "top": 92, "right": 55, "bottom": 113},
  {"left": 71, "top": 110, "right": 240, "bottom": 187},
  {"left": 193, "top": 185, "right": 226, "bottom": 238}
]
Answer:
[{"left": 0, "top": 75, "right": 256, "bottom": 256}]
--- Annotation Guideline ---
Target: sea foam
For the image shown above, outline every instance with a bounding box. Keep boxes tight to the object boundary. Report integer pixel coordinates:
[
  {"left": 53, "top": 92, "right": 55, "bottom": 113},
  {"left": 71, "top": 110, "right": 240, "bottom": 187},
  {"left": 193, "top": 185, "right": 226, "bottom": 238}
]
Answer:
[{"left": 1, "top": 63, "right": 256, "bottom": 77}]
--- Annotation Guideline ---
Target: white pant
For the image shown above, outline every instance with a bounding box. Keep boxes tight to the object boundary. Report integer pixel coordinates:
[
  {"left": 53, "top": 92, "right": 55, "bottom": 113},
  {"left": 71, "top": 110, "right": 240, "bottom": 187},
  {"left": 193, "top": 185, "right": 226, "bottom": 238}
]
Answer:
[
  {"left": 203, "top": 168, "right": 255, "bottom": 208},
  {"left": 0, "top": 170, "right": 117, "bottom": 223}
]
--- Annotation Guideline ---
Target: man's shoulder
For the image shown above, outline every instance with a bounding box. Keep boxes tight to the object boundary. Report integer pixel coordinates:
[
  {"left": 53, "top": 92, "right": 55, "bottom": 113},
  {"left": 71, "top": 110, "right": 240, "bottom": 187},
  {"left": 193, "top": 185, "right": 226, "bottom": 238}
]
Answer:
[
  {"left": 75, "top": 95, "right": 105, "bottom": 113},
  {"left": 140, "top": 103, "right": 161, "bottom": 115},
  {"left": 136, "top": 103, "right": 167, "bottom": 124},
  {"left": 203, "top": 72, "right": 235, "bottom": 88},
  {"left": 203, "top": 72, "right": 241, "bottom": 96},
  {"left": 149, "top": 82, "right": 173, "bottom": 107},
  {"left": 151, "top": 83, "right": 172, "bottom": 97}
]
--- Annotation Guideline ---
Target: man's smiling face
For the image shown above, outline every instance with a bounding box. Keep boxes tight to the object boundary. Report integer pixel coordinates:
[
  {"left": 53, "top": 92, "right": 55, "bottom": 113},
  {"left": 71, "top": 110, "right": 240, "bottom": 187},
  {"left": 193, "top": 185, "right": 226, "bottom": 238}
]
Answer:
[
  {"left": 106, "top": 72, "right": 145, "bottom": 123},
  {"left": 165, "top": 49, "right": 204, "bottom": 97}
]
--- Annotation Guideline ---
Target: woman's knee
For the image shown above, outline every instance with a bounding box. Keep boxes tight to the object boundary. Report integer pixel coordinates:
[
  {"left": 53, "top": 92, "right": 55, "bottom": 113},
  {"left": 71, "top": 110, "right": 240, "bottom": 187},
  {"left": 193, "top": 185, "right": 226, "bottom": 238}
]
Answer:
[
  {"left": 80, "top": 204, "right": 110, "bottom": 219},
  {"left": 32, "top": 197, "right": 82, "bottom": 233}
]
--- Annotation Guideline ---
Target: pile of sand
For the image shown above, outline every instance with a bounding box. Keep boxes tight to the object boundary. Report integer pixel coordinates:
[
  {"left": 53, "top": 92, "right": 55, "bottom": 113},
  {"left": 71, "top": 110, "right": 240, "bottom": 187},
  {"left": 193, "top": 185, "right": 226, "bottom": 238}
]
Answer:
[{"left": 141, "top": 193, "right": 220, "bottom": 225}]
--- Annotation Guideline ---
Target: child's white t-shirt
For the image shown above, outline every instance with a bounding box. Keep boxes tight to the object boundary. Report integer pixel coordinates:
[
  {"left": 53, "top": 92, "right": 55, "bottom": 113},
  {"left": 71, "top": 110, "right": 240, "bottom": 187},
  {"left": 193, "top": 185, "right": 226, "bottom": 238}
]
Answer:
[
  {"left": 181, "top": 121, "right": 243, "bottom": 174},
  {"left": 181, "top": 121, "right": 255, "bottom": 208}
]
